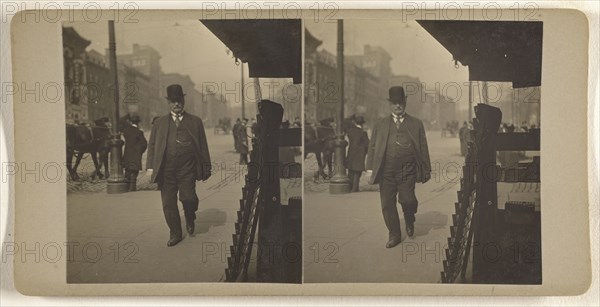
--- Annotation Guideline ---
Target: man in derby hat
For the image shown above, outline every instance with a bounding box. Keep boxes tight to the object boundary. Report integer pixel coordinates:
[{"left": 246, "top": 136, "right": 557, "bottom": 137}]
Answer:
[
  {"left": 366, "top": 86, "right": 431, "bottom": 248},
  {"left": 346, "top": 115, "right": 369, "bottom": 192},
  {"left": 146, "top": 84, "right": 212, "bottom": 247},
  {"left": 122, "top": 115, "right": 147, "bottom": 192}
]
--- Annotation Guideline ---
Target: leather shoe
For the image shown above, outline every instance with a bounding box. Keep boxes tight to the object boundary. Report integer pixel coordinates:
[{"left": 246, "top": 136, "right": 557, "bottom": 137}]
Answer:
[
  {"left": 186, "top": 222, "right": 195, "bottom": 235},
  {"left": 386, "top": 236, "right": 402, "bottom": 248},
  {"left": 167, "top": 235, "right": 182, "bottom": 247},
  {"left": 185, "top": 214, "right": 195, "bottom": 235},
  {"left": 406, "top": 222, "right": 415, "bottom": 238}
]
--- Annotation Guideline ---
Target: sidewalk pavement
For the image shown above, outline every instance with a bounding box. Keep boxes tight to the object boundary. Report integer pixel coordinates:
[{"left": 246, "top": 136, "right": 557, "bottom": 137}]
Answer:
[
  {"left": 67, "top": 135, "right": 247, "bottom": 283},
  {"left": 67, "top": 174, "right": 245, "bottom": 283},
  {"left": 304, "top": 183, "right": 456, "bottom": 283},
  {"left": 304, "top": 131, "right": 465, "bottom": 283}
]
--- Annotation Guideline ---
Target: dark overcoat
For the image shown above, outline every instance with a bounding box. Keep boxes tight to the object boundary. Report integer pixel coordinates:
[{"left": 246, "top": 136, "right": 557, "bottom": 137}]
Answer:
[
  {"left": 146, "top": 113, "right": 212, "bottom": 183},
  {"left": 236, "top": 125, "right": 249, "bottom": 154},
  {"left": 346, "top": 125, "right": 369, "bottom": 171},
  {"left": 366, "top": 114, "right": 431, "bottom": 185},
  {"left": 122, "top": 124, "right": 147, "bottom": 171}
]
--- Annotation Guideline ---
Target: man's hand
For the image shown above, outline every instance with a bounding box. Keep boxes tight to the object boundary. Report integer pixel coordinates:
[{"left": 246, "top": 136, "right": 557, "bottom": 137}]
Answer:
[{"left": 422, "top": 172, "right": 431, "bottom": 183}]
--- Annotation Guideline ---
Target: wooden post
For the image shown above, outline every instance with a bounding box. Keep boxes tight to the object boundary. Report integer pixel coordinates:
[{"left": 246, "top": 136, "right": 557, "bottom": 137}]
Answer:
[
  {"left": 256, "top": 100, "right": 284, "bottom": 282},
  {"left": 472, "top": 103, "right": 502, "bottom": 283}
]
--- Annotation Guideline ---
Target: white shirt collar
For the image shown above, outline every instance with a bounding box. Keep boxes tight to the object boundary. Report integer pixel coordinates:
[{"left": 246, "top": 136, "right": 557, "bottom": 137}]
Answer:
[
  {"left": 171, "top": 112, "right": 184, "bottom": 119},
  {"left": 392, "top": 113, "right": 406, "bottom": 123}
]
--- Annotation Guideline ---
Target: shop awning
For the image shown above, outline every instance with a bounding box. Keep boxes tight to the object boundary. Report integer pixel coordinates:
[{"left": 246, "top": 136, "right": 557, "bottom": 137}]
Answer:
[
  {"left": 417, "top": 20, "right": 543, "bottom": 88},
  {"left": 200, "top": 19, "right": 301, "bottom": 84}
]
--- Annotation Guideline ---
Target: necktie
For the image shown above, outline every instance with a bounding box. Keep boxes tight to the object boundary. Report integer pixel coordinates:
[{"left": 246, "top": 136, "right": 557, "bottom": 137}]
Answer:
[
  {"left": 174, "top": 115, "right": 181, "bottom": 127},
  {"left": 395, "top": 117, "right": 401, "bottom": 129}
]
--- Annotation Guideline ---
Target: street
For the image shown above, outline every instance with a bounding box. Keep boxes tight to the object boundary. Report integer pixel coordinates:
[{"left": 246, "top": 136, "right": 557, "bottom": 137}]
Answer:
[
  {"left": 67, "top": 132, "right": 248, "bottom": 283},
  {"left": 304, "top": 131, "right": 465, "bottom": 283}
]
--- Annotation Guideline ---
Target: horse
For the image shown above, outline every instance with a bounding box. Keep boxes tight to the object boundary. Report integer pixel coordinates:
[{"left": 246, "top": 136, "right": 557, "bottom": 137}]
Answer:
[
  {"left": 304, "top": 124, "right": 335, "bottom": 181},
  {"left": 66, "top": 123, "right": 112, "bottom": 181}
]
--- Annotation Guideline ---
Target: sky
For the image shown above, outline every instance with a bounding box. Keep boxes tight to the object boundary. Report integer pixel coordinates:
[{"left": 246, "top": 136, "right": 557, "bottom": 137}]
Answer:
[
  {"left": 306, "top": 19, "right": 471, "bottom": 108},
  {"left": 65, "top": 19, "right": 472, "bottom": 110},
  {"left": 65, "top": 19, "right": 251, "bottom": 96}
]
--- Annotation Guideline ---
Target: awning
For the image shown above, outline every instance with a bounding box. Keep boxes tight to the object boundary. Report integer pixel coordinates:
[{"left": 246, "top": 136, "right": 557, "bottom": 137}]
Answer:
[
  {"left": 417, "top": 20, "right": 543, "bottom": 88},
  {"left": 200, "top": 19, "right": 301, "bottom": 84}
]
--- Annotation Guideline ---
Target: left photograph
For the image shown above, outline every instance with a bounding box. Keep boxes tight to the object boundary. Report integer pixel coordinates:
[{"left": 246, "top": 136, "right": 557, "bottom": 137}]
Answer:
[{"left": 64, "top": 18, "right": 302, "bottom": 283}]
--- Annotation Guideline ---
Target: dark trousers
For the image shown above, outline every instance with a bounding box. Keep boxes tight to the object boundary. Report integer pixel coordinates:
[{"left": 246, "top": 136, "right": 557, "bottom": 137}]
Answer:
[
  {"left": 239, "top": 153, "right": 248, "bottom": 165},
  {"left": 349, "top": 170, "right": 362, "bottom": 192},
  {"left": 159, "top": 156, "right": 198, "bottom": 237},
  {"left": 379, "top": 157, "right": 418, "bottom": 239},
  {"left": 124, "top": 168, "right": 139, "bottom": 191}
]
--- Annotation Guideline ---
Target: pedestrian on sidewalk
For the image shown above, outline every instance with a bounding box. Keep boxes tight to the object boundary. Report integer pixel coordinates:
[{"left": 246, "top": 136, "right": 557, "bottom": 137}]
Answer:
[
  {"left": 146, "top": 84, "right": 212, "bottom": 247},
  {"left": 122, "top": 115, "right": 147, "bottom": 192},
  {"left": 459, "top": 121, "right": 469, "bottom": 156},
  {"left": 237, "top": 118, "right": 249, "bottom": 165},
  {"left": 346, "top": 116, "right": 369, "bottom": 192},
  {"left": 232, "top": 118, "right": 241, "bottom": 152},
  {"left": 366, "top": 86, "right": 431, "bottom": 248}
]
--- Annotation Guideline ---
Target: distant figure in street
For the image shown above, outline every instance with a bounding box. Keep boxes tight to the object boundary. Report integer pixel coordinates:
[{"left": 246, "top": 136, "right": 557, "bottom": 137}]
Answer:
[
  {"left": 248, "top": 118, "right": 256, "bottom": 158},
  {"left": 237, "top": 118, "right": 249, "bottom": 165},
  {"left": 232, "top": 118, "right": 241, "bottom": 152},
  {"left": 119, "top": 113, "right": 136, "bottom": 133},
  {"left": 292, "top": 117, "right": 302, "bottom": 128},
  {"left": 346, "top": 116, "right": 369, "bottom": 192},
  {"left": 122, "top": 115, "right": 147, "bottom": 192},
  {"left": 366, "top": 86, "right": 431, "bottom": 248},
  {"left": 146, "top": 84, "right": 212, "bottom": 247},
  {"left": 459, "top": 121, "right": 469, "bottom": 156}
]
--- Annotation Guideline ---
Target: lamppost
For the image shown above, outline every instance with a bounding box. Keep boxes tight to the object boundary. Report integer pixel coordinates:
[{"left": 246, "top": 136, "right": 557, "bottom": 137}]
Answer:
[
  {"left": 329, "top": 20, "right": 351, "bottom": 194},
  {"left": 106, "top": 20, "right": 128, "bottom": 194},
  {"left": 241, "top": 61, "right": 246, "bottom": 119}
]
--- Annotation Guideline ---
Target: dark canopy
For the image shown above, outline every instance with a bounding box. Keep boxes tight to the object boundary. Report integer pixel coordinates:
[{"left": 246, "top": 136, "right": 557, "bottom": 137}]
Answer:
[
  {"left": 201, "top": 19, "right": 301, "bottom": 84},
  {"left": 417, "top": 20, "right": 543, "bottom": 88}
]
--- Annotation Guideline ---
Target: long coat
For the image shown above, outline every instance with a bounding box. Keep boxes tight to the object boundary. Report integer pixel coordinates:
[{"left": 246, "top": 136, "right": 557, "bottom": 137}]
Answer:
[
  {"left": 236, "top": 124, "right": 249, "bottom": 154},
  {"left": 366, "top": 114, "right": 431, "bottom": 185},
  {"left": 146, "top": 113, "right": 212, "bottom": 183},
  {"left": 232, "top": 122, "right": 241, "bottom": 152},
  {"left": 346, "top": 125, "right": 369, "bottom": 171},
  {"left": 122, "top": 124, "right": 147, "bottom": 171}
]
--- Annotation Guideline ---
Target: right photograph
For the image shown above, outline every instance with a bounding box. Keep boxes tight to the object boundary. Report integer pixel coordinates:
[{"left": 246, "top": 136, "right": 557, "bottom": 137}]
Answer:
[{"left": 303, "top": 19, "right": 542, "bottom": 284}]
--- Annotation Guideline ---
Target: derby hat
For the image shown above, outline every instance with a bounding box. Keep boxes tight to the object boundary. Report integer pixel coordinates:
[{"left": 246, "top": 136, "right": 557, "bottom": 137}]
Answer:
[
  {"left": 319, "top": 117, "right": 335, "bottom": 126},
  {"left": 165, "top": 84, "right": 186, "bottom": 102},
  {"left": 130, "top": 115, "right": 141, "bottom": 124},
  {"left": 354, "top": 116, "right": 366, "bottom": 125},
  {"left": 94, "top": 117, "right": 110, "bottom": 126},
  {"left": 388, "top": 86, "right": 407, "bottom": 104}
]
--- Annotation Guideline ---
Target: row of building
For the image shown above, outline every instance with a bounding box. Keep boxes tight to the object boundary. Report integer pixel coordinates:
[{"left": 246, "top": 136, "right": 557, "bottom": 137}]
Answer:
[
  {"left": 304, "top": 29, "right": 459, "bottom": 130},
  {"left": 304, "top": 29, "right": 542, "bottom": 130},
  {"left": 63, "top": 27, "right": 232, "bottom": 130}
]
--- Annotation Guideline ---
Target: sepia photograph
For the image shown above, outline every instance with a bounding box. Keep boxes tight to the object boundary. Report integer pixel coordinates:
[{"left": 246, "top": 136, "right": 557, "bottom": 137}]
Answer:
[
  {"left": 304, "top": 19, "right": 542, "bottom": 284},
  {"left": 63, "top": 18, "right": 302, "bottom": 283},
  {"left": 4, "top": 4, "right": 595, "bottom": 299}
]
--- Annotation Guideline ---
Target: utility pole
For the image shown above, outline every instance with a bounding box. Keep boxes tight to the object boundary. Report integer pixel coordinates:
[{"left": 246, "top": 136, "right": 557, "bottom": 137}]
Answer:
[
  {"left": 241, "top": 62, "right": 246, "bottom": 119},
  {"left": 329, "top": 20, "right": 351, "bottom": 194},
  {"left": 106, "top": 20, "right": 128, "bottom": 194},
  {"left": 468, "top": 80, "right": 472, "bottom": 122}
]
